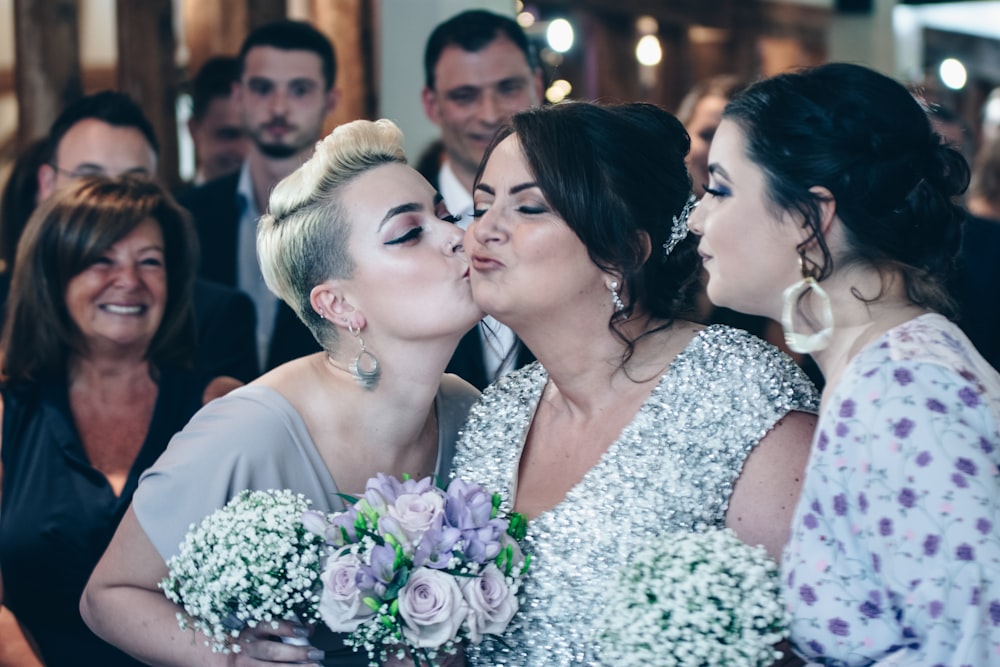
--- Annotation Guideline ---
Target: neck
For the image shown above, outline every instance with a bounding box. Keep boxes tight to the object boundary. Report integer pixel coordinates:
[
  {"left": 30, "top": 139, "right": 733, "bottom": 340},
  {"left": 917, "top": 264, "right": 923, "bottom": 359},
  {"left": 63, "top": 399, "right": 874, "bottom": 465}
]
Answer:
[
  {"left": 805, "top": 267, "right": 928, "bottom": 388},
  {"left": 68, "top": 354, "right": 155, "bottom": 389},
  {"left": 247, "top": 147, "right": 311, "bottom": 213},
  {"left": 517, "top": 309, "right": 680, "bottom": 413}
]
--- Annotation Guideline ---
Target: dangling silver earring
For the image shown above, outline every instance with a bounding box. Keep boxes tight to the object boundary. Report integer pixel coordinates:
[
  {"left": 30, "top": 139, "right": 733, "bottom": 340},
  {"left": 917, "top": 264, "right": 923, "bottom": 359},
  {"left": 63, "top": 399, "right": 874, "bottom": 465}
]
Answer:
[
  {"left": 781, "top": 256, "right": 834, "bottom": 354},
  {"left": 348, "top": 323, "right": 380, "bottom": 390},
  {"left": 609, "top": 280, "right": 625, "bottom": 313}
]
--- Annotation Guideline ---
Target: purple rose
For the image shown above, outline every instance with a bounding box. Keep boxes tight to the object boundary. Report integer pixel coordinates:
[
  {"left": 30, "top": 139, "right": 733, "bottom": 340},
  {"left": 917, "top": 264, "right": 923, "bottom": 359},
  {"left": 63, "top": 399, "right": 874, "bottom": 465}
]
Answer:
[
  {"left": 387, "top": 490, "right": 446, "bottom": 544},
  {"left": 799, "top": 585, "right": 817, "bottom": 606},
  {"left": 893, "top": 418, "right": 915, "bottom": 439},
  {"left": 929, "top": 600, "right": 944, "bottom": 619},
  {"left": 804, "top": 513, "right": 818, "bottom": 530},
  {"left": 318, "top": 548, "right": 375, "bottom": 632},
  {"left": 397, "top": 568, "right": 467, "bottom": 649},
  {"left": 952, "top": 473, "right": 968, "bottom": 488},
  {"left": 977, "top": 518, "right": 992, "bottom": 535},
  {"left": 839, "top": 399, "right": 856, "bottom": 418},
  {"left": 872, "top": 553, "right": 881, "bottom": 572},
  {"left": 858, "top": 493, "right": 869, "bottom": 513},
  {"left": 879, "top": 518, "right": 893, "bottom": 536},
  {"left": 807, "top": 640, "right": 825, "bottom": 655},
  {"left": 836, "top": 422, "right": 849, "bottom": 437},
  {"left": 898, "top": 488, "right": 916, "bottom": 508},
  {"left": 916, "top": 451, "right": 932, "bottom": 467},
  {"left": 956, "top": 544, "right": 974, "bottom": 561},
  {"left": 980, "top": 437, "right": 995, "bottom": 454},
  {"left": 972, "top": 587, "right": 981, "bottom": 606},
  {"left": 894, "top": 368, "right": 913, "bottom": 385},
  {"left": 461, "top": 563, "right": 519, "bottom": 643},
  {"left": 833, "top": 494, "right": 847, "bottom": 516}
]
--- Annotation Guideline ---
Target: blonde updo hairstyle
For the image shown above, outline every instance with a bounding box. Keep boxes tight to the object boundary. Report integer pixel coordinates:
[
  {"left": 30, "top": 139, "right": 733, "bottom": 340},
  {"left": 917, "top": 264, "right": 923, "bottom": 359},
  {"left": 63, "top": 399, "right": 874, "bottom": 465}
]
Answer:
[{"left": 257, "top": 119, "right": 407, "bottom": 352}]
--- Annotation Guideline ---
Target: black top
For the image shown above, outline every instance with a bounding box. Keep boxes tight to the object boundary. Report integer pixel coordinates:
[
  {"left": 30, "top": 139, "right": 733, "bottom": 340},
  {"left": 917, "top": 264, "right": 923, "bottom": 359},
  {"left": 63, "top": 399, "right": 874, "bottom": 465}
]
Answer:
[{"left": 0, "top": 368, "right": 209, "bottom": 667}]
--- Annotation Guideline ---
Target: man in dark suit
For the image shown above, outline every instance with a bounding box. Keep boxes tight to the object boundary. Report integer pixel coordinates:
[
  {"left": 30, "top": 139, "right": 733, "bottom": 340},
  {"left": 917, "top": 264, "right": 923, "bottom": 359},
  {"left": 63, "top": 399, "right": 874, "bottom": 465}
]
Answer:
[
  {"left": 419, "top": 9, "right": 543, "bottom": 389},
  {"left": 30, "top": 91, "right": 259, "bottom": 382},
  {"left": 178, "top": 20, "right": 339, "bottom": 372}
]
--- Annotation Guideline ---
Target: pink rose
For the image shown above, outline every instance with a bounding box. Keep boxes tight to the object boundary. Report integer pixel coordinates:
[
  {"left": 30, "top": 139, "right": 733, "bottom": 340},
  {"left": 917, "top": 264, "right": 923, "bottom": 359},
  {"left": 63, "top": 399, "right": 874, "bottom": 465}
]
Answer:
[
  {"left": 397, "top": 568, "right": 466, "bottom": 648},
  {"left": 318, "top": 549, "right": 374, "bottom": 632},
  {"left": 387, "top": 491, "right": 445, "bottom": 544},
  {"left": 461, "top": 563, "right": 519, "bottom": 643}
]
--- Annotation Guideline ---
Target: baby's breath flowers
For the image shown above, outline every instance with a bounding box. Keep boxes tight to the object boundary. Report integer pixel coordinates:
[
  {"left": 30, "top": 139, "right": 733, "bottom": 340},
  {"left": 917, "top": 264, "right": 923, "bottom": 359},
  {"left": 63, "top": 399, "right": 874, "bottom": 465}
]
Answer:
[
  {"left": 599, "top": 528, "right": 788, "bottom": 667},
  {"left": 160, "top": 489, "right": 324, "bottom": 653}
]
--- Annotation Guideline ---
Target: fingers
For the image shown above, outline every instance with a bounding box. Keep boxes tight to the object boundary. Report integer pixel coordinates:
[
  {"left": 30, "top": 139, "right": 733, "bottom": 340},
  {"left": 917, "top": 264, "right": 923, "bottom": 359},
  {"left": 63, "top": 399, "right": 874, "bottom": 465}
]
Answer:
[{"left": 233, "top": 622, "right": 325, "bottom": 666}]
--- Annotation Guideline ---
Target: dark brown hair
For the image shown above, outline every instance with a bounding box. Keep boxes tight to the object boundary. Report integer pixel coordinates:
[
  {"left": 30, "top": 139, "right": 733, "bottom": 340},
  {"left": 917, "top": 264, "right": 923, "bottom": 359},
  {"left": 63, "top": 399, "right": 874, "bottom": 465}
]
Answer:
[{"left": 1, "top": 175, "right": 199, "bottom": 383}]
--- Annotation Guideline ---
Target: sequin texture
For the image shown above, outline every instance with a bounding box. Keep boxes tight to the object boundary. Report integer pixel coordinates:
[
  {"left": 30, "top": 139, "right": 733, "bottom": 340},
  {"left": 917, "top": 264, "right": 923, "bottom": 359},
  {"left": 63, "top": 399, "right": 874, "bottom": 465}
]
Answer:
[{"left": 452, "top": 325, "right": 819, "bottom": 666}]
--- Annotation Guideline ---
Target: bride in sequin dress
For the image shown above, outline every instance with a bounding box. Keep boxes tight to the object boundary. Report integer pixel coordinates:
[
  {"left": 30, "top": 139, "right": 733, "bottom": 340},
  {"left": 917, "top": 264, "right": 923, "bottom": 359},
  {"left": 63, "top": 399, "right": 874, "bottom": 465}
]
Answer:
[{"left": 451, "top": 101, "right": 819, "bottom": 666}]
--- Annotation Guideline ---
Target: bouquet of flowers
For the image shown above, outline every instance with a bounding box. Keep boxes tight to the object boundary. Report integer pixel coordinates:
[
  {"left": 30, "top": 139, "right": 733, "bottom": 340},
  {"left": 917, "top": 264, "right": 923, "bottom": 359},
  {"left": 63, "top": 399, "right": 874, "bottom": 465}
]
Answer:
[
  {"left": 599, "top": 528, "right": 788, "bottom": 667},
  {"left": 303, "top": 473, "right": 530, "bottom": 667},
  {"left": 160, "top": 489, "right": 325, "bottom": 653}
]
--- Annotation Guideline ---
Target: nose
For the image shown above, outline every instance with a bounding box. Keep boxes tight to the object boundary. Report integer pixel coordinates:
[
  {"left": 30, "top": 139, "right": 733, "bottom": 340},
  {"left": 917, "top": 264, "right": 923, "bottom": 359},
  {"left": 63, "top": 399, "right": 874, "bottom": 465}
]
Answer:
[
  {"left": 468, "top": 207, "right": 506, "bottom": 248},
  {"left": 686, "top": 198, "right": 705, "bottom": 235},
  {"left": 270, "top": 89, "right": 289, "bottom": 116},
  {"left": 477, "top": 90, "right": 503, "bottom": 126},
  {"left": 445, "top": 224, "right": 464, "bottom": 255},
  {"left": 113, "top": 262, "right": 140, "bottom": 288}
]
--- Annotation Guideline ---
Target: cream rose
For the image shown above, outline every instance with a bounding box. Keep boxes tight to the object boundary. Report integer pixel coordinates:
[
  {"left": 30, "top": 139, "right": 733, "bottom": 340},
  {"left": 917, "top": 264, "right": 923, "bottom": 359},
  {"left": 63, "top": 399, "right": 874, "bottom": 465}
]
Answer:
[
  {"left": 317, "top": 549, "right": 373, "bottom": 632},
  {"left": 461, "top": 563, "right": 519, "bottom": 643},
  {"left": 397, "top": 568, "right": 467, "bottom": 648}
]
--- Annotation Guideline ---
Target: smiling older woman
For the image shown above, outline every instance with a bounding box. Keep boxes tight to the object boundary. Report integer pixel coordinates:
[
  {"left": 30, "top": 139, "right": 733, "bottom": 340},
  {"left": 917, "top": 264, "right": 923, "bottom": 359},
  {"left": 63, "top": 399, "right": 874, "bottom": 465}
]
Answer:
[{"left": 0, "top": 175, "right": 238, "bottom": 667}]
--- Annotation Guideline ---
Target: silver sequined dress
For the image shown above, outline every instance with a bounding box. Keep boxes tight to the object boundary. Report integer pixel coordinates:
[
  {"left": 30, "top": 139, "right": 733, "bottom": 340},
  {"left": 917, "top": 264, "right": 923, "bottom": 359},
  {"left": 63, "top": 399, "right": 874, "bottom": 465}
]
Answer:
[{"left": 452, "top": 325, "right": 819, "bottom": 666}]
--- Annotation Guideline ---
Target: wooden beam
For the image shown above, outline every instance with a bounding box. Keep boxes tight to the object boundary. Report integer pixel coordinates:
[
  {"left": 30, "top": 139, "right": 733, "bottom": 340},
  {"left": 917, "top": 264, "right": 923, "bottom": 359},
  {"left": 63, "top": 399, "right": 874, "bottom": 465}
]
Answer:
[
  {"left": 247, "top": 0, "right": 287, "bottom": 30},
  {"left": 116, "top": 0, "right": 181, "bottom": 188},
  {"left": 310, "top": 0, "right": 375, "bottom": 129},
  {"left": 13, "top": 0, "right": 83, "bottom": 149},
  {"left": 182, "top": 0, "right": 249, "bottom": 78}
]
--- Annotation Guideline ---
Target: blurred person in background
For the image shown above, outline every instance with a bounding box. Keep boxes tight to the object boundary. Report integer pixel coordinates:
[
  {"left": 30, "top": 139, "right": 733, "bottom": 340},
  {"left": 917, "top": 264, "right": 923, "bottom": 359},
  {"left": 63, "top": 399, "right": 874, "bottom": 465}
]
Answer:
[{"left": 186, "top": 55, "right": 248, "bottom": 187}]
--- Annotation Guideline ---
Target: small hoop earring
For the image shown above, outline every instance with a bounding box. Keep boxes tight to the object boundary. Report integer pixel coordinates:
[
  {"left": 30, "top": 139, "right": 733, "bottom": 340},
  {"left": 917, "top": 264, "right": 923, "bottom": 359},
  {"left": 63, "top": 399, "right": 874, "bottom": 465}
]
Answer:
[
  {"left": 609, "top": 280, "right": 625, "bottom": 313},
  {"left": 781, "top": 256, "right": 834, "bottom": 354},
  {"left": 348, "top": 323, "right": 380, "bottom": 390}
]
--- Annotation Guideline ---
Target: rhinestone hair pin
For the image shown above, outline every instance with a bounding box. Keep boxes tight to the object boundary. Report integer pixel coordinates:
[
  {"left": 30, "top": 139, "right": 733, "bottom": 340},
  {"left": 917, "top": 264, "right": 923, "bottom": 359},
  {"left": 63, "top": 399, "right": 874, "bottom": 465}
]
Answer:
[{"left": 663, "top": 194, "right": 698, "bottom": 260}]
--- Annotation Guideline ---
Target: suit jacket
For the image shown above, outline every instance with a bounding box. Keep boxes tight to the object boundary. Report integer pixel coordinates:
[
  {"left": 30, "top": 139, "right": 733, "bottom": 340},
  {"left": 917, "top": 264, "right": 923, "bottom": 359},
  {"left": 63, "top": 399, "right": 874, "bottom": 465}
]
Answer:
[
  {"left": 178, "top": 171, "right": 321, "bottom": 373},
  {"left": 192, "top": 278, "right": 258, "bottom": 382},
  {"left": 445, "top": 325, "right": 536, "bottom": 392},
  {"left": 952, "top": 213, "right": 1000, "bottom": 371}
]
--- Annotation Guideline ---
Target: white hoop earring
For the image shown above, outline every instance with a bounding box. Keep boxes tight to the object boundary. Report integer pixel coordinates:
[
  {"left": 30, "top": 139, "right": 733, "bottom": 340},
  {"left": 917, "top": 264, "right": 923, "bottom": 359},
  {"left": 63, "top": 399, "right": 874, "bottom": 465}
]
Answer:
[
  {"left": 781, "top": 258, "right": 833, "bottom": 354},
  {"left": 348, "top": 323, "right": 380, "bottom": 390}
]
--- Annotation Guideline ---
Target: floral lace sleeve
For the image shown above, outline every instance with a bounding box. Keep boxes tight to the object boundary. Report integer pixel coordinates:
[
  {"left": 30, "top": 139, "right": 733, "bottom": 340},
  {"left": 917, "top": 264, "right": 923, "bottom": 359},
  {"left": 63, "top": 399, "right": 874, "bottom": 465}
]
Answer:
[{"left": 784, "top": 357, "right": 1000, "bottom": 666}]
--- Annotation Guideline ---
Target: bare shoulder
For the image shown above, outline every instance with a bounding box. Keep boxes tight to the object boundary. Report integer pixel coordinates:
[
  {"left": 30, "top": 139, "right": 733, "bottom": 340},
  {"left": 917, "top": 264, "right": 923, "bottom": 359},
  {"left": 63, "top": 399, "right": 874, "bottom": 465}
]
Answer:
[{"left": 202, "top": 376, "right": 244, "bottom": 405}]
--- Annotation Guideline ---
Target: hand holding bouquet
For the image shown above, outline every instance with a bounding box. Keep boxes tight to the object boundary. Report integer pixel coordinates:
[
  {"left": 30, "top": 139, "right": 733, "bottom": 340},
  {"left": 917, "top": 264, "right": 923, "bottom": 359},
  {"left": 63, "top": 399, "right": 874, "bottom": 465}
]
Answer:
[
  {"left": 599, "top": 528, "right": 788, "bottom": 667},
  {"left": 304, "top": 474, "right": 530, "bottom": 667},
  {"left": 159, "top": 489, "right": 324, "bottom": 653}
]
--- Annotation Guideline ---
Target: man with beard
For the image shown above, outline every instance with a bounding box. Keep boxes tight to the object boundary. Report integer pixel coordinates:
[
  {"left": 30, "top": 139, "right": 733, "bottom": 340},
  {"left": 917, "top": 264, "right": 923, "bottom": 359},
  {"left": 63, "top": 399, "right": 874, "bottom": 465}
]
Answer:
[{"left": 179, "top": 20, "right": 339, "bottom": 372}]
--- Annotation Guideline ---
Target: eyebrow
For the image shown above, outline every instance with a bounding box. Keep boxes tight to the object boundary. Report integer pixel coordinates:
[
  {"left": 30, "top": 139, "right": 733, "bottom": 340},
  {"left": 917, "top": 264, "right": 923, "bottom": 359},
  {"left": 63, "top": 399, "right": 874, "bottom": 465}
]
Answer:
[
  {"left": 474, "top": 182, "right": 538, "bottom": 196},
  {"left": 377, "top": 193, "right": 444, "bottom": 231},
  {"left": 707, "top": 164, "right": 730, "bottom": 181}
]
